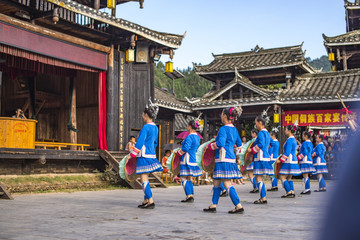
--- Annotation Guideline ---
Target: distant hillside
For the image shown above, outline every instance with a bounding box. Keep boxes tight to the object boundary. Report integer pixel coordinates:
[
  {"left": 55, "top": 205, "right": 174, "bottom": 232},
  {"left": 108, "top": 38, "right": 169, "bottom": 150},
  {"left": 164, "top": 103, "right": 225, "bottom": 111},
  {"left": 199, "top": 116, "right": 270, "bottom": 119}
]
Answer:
[
  {"left": 154, "top": 61, "right": 212, "bottom": 100},
  {"left": 154, "top": 56, "right": 332, "bottom": 100},
  {"left": 306, "top": 55, "right": 331, "bottom": 72}
]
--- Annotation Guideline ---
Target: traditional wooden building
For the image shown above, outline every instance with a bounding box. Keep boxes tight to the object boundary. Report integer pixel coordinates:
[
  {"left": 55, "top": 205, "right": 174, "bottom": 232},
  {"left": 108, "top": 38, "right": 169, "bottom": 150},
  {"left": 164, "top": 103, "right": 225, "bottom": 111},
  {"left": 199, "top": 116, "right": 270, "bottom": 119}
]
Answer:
[
  {"left": 0, "top": 0, "right": 184, "bottom": 175},
  {"left": 323, "top": 0, "right": 360, "bottom": 71}
]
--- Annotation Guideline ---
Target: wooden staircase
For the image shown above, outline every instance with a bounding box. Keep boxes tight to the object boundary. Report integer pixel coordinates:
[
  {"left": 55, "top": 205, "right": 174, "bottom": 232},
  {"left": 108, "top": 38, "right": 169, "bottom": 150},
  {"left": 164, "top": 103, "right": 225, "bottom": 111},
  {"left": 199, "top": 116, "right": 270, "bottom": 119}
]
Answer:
[
  {"left": 0, "top": 182, "right": 14, "bottom": 200},
  {"left": 99, "top": 150, "right": 167, "bottom": 189}
]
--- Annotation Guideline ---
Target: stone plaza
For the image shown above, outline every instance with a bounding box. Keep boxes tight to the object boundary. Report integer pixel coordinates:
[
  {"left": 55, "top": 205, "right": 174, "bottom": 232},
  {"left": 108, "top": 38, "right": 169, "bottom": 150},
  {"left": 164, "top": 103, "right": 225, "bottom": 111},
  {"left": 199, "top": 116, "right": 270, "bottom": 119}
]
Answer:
[{"left": 0, "top": 181, "right": 331, "bottom": 240}]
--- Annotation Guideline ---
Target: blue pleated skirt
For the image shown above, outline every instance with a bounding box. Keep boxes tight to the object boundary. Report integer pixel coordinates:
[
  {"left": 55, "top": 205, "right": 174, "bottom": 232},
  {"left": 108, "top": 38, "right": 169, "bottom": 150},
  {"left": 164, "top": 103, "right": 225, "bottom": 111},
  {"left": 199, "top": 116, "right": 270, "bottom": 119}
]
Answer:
[
  {"left": 246, "top": 162, "right": 254, "bottom": 171},
  {"left": 136, "top": 157, "right": 163, "bottom": 174},
  {"left": 180, "top": 164, "right": 202, "bottom": 177},
  {"left": 253, "top": 161, "right": 274, "bottom": 176},
  {"left": 279, "top": 163, "right": 301, "bottom": 176},
  {"left": 213, "top": 162, "right": 243, "bottom": 179},
  {"left": 313, "top": 165, "right": 328, "bottom": 175},
  {"left": 299, "top": 163, "right": 316, "bottom": 174}
]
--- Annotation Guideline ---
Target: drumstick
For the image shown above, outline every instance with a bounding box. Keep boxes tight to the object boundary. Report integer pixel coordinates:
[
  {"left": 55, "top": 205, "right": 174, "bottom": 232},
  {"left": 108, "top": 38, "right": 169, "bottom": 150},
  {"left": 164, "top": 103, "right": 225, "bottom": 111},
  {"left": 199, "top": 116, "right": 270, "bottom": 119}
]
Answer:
[{"left": 337, "top": 93, "right": 359, "bottom": 131}]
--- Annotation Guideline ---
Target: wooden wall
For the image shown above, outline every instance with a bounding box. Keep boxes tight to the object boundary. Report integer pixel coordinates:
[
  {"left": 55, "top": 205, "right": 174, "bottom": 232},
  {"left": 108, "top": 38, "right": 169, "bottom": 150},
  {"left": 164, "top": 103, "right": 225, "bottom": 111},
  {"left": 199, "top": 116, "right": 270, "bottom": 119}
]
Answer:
[
  {"left": 1, "top": 70, "right": 99, "bottom": 149},
  {"left": 107, "top": 49, "right": 154, "bottom": 151}
]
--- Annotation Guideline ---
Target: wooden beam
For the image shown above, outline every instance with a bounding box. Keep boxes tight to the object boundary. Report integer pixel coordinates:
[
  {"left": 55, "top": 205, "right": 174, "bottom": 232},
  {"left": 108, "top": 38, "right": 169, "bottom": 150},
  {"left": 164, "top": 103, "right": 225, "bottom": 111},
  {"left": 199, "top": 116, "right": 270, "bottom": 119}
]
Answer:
[
  {"left": 239, "top": 86, "right": 243, "bottom": 99},
  {"left": 0, "top": 182, "right": 13, "bottom": 200},
  {"left": 0, "top": 13, "right": 110, "bottom": 53},
  {"left": 70, "top": 77, "right": 77, "bottom": 150},
  {"left": 343, "top": 48, "right": 348, "bottom": 71},
  {"left": 0, "top": 71, "right": 2, "bottom": 116}
]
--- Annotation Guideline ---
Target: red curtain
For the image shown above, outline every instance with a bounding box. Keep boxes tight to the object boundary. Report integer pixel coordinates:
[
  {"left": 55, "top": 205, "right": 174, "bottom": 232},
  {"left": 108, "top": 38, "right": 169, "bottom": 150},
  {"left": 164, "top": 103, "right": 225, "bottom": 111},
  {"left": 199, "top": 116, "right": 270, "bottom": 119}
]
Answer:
[{"left": 98, "top": 71, "right": 108, "bottom": 150}]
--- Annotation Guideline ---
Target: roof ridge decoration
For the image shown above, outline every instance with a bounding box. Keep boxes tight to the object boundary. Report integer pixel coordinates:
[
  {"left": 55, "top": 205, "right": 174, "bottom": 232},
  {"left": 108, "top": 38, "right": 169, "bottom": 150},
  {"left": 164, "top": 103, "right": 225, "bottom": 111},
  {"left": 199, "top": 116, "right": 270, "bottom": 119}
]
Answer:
[
  {"left": 204, "top": 68, "right": 272, "bottom": 103},
  {"left": 323, "top": 30, "right": 360, "bottom": 46},
  {"left": 45, "top": 0, "right": 185, "bottom": 48},
  {"left": 194, "top": 44, "right": 316, "bottom": 74},
  {"left": 345, "top": 0, "right": 360, "bottom": 8},
  {"left": 212, "top": 44, "right": 303, "bottom": 59}
]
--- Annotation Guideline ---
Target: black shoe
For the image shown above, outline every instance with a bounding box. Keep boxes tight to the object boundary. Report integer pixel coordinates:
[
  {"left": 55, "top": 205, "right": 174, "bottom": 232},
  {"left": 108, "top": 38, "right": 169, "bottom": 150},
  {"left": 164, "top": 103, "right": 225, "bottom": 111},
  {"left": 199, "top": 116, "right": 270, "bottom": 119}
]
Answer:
[
  {"left": 281, "top": 193, "right": 295, "bottom": 198},
  {"left": 228, "top": 207, "right": 245, "bottom": 214},
  {"left": 141, "top": 202, "right": 155, "bottom": 209},
  {"left": 203, "top": 207, "right": 216, "bottom": 213},
  {"left": 138, "top": 202, "right": 147, "bottom": 208},
  {"left": 181, "top": 196, "right": 194, "bottom": 203},
  {"left": 249, "top": 189, "right": 259, "bottom": 193},
  {"left": 267, "top": 187, "right": 278, "bottom": 192},
  {"left": 314, "top": 189, "right": 327, "bottom": 192},
  {"left": 301, "top": 190, "right": 311, "bottom": 195},
  {"left": 220, "top": 191, "right": 227, "bottom": 197},
  {"left": 254, "top": 199, "right": 268, "bottom": 204}
]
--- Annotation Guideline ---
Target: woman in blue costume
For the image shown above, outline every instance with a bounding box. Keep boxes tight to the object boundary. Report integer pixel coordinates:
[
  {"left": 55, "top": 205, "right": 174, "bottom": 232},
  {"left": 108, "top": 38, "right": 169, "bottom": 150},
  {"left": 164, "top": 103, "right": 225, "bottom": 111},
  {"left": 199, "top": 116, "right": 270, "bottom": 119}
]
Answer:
[
  {"left": 247, "top": 116, "right": 273, "bottom": 204},
  {"left": 203, "top": 107, "right": 244, "bottom": 214},
  {"left": 176, "top": 120, "right": 202, "bottom": 202},
  {"left": 312, "top": 134, "right": 328, "bottom": 192},
  {"left": 276, "top": 125, "right": 301, "bottom": 198},
  {"left": 246, "top": 129, "right": 259, "bottom": 193},
  {"left": 128, "top": 100, "right": 163, "bottom": 209},
  {"left": 297, "top": 131, "right": 316, "bottom": 195},
  {"left": 267, "top": 131, "right": 280, "bottom": 191}
]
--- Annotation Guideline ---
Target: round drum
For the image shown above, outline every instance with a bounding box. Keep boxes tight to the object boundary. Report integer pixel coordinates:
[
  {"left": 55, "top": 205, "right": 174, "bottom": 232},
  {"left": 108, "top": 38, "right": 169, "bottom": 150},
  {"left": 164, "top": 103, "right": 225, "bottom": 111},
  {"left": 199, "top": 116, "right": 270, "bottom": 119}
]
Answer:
[
  {"left": 274, "top": 155, "right": 283, "bottom": 179},
  {"left": 171, "top": 153, "right": 181, "bottom": 176},
  {"left": 244, "top": 142, "right": 254, "bottom": 166},
  {"left": 202, "top": 142, "right": 215, "bottom": 173},
  {"left": 125, "top": 156, "right": 138, "bottom": 181}
]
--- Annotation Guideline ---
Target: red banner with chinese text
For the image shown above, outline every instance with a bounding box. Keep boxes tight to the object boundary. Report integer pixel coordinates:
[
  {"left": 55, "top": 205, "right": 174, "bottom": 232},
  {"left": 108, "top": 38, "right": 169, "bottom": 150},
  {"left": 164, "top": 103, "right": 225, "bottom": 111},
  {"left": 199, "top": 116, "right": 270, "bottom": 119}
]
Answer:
[{"left": 282, "top": 109, "right": 359, "bottom": 126}]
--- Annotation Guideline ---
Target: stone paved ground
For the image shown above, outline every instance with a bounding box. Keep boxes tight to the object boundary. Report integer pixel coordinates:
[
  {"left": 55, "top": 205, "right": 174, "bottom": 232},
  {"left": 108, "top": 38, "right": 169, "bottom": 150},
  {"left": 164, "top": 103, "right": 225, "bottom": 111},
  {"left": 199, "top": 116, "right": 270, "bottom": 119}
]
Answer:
[{"left": 0, "top": 181, "right": 332, "bottom": 240}]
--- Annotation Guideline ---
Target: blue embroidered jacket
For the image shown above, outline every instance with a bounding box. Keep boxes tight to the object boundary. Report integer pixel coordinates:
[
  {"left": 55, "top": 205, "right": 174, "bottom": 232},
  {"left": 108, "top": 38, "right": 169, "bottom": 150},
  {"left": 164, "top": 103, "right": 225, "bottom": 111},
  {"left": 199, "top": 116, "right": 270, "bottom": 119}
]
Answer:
[
  {"left": 280, "top": 136, "right": 297, "bottom": 164},
  {"left": 177, "top": 133, "right": 200, "bottom": 166},
  {"left": 269, "top": 139, "right": 280, "bottom": 160},
  {"left": 312, "top": 142, "right": 326, "bottom": 166},
  {"left": 130, "top": 122, "right": 158, "bottom": 159},
  {"left": 297, "top": 140, "right": 314, "bottom": 164},
  {"left": 251, "top": 129, "right": 271, "bottom": 161},
  {"left": 209, "top": 124, "right": 242, "bottom": 163}
]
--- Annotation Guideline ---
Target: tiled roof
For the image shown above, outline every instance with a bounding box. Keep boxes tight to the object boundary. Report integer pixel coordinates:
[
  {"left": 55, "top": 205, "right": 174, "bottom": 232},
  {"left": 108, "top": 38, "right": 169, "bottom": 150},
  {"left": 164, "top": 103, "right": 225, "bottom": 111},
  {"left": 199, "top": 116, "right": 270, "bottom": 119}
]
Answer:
[
  {"left": 156, "top": 70, "right": 360, "bottom": 112},
  {"left": 46, "top": 0, "right": 184, "bottom": 48},
  {"left": 345, "top": 0, "right": 360, "bottom": 8},
  {"left": 194, "top": 44, "right": 315, "bottom": 74},
  {"left": 278, "top": 69, "right": 360, "bottom": 104},
  {"left": 199, "top": 69, "right": 272, "bottom": 103},
  {"left": 154, "top": 87, "right": 191, "bottom": 113},
  {"left": 323, "top": 31, "right": 360, "bottom": 46},
  {"left": 174, "top": 114, "right": 196, "bottom": 131}
]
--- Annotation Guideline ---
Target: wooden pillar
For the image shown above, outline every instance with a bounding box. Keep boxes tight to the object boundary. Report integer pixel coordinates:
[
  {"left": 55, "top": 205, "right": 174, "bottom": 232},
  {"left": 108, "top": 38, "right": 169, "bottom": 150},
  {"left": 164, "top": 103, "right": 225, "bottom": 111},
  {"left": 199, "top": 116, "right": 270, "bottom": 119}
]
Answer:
[
  {"left": 203, "top": 113, "right": 208, "bottom": 141},
  {"left": 0, "top": 71, "right": 2, "bottom": 115},
  {"left": 286, "top": 79, "right": 291, "bottom": 90},
  {"left": 342, "top": 48, "right": 348, "bottom": 71},
  {"left": 278, "top": 105, "right": 284, "bottom": 154},
  {"left": 216, "top": 79, "right": 220, "bottom": 91},
  {"left": 229, "top": 89, "right": 233, "bottom": 99},
  {"left": 70, "top": 77, "right": 77, "bottom": 150},
  {"left": 250, "top": 91, "right": 254, "bottom": 98},
  {"left": 94, "top": 0, "right": 100, "bottom": 10},
  {"left": 106, "top": 45, "right": 119, "bottom": 151},
  {"left": 239, "top": 86, "right": 243, "bottom": 99}
]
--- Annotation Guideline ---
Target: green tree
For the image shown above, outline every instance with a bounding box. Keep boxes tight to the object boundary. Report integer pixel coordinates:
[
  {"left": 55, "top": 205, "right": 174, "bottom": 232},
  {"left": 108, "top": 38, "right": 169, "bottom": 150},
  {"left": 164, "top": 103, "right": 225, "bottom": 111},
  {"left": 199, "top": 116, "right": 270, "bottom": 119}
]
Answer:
[
  {"left": 154, "top": 62, "right": 212, "bottom": 100},
  {"left": 306, "top": 55, "right": 331, "bottom": 72}
]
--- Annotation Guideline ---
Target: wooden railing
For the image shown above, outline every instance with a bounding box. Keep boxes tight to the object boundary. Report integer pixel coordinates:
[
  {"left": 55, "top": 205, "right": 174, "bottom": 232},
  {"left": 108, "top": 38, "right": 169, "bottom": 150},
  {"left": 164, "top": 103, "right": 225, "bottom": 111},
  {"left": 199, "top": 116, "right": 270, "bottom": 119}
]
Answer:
[{"left": 15, "top": 0, "right": 110, "bottom": 33}]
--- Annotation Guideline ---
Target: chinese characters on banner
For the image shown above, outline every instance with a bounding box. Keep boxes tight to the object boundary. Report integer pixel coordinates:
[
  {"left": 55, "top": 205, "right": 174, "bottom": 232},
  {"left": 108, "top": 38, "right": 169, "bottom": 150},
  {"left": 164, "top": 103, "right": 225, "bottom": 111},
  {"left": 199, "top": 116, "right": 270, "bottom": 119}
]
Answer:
[
  {"left": 119, "top": 57, "right": 125, "bottom": 150},
  {"left": 282, "top": 109, "right": 359, "bottom": 126}
]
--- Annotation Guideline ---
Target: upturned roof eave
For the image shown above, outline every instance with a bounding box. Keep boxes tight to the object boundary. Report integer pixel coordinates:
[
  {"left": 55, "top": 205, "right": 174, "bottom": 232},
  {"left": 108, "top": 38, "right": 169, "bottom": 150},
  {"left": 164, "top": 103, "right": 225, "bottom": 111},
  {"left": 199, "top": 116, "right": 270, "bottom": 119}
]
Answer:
[{"left": 45, "top": 0, "right": 184, "bottom": 49}]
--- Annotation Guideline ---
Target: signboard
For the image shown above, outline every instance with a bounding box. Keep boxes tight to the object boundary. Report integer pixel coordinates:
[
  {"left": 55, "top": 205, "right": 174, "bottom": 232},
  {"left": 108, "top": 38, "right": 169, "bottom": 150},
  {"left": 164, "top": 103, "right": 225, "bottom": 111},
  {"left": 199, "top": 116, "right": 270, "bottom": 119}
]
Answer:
[
  {"left": 0, "top": 21, "right": 107, "bottom": 70},
  {"left": 282, "top": 109, "right": 359, "bottom": 126}
]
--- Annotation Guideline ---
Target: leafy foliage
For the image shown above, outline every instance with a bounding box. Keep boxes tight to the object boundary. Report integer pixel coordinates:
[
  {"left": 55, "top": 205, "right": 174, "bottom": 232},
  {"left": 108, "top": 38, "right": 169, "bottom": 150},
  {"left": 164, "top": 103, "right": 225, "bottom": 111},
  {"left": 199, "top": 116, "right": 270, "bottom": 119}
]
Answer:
[
  {"left": 155, "top": 56, "right": 331, "bottom": 100},
  {"left": 154, "top": 62, "right": 213, "bottom": 100},
  {"left": 306, "top": 55, "right": 331, "bottom": 72}
]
